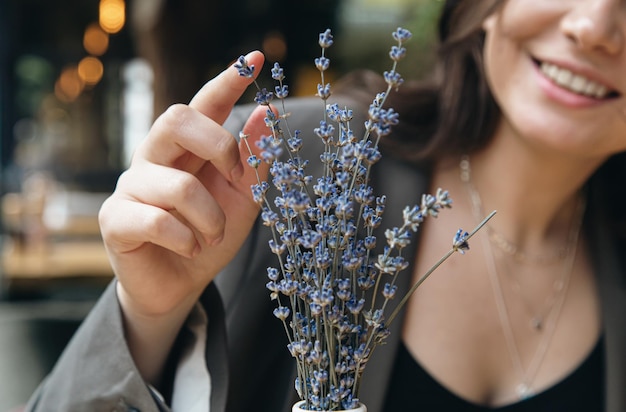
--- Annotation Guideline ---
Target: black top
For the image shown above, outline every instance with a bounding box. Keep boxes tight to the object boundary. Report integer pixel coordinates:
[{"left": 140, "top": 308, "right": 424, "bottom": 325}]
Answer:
[{"left": 383, "top": 337, "right": 604, "bottom": 411}]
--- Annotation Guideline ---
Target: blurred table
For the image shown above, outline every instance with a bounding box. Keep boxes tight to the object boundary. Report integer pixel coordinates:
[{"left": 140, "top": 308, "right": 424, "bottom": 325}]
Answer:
[
  {"left": 2, "top": 239, "right": 113, "bottom": 279},
  {"left": 2, "top": 186, "right": 114, "bottom": 296}
]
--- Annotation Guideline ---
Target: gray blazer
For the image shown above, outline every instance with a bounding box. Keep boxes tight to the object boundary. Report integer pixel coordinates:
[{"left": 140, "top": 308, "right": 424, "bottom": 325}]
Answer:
[{"left": 26, "top": 98, "right": 626, "bottom": 412}]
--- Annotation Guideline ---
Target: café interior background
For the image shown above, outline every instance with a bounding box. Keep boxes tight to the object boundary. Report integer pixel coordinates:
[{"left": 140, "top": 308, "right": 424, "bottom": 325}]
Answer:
[{"left": 0, "top": 0, "right": 441, "bottom": 410}]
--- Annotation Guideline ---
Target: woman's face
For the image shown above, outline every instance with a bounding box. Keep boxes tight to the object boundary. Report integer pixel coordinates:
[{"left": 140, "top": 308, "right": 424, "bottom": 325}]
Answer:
[{"left": 482, "top": 0, "right": 626, "bottom": 159}]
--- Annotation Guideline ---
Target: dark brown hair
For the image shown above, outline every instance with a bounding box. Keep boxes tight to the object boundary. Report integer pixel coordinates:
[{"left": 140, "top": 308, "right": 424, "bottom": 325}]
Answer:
[
  {"left": 337, "top": 0, "right": 626, "bottom": 249},
  {"left": 337, "top": 0, "right": 503, "bottom": 162}
]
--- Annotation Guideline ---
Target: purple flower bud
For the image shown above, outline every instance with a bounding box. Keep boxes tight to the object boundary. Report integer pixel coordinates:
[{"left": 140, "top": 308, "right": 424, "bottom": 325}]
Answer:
[
  {"left": 382, "top": 282, "right": 398, "bottom": 299},
  {"left": 346, "top": 297, "right": 365, "bottom": 315},
  {"left": 254, "top": 88, "right": 274, "bottom": 105},
  {"left": 317, "top": 83, "right": 332, "bottom": 100},
  {"left": 247, "top": 155, "right": 260, "bottom": 169},
  {"left": 271, "top": 62, "right": 284, "bottom": 81},
  {"left": 392, "top": 27, "right": 412, "bottom": 43},
  {"left": 266, "top": 267, "right": 279, "bottom": 281},
  {"left": 275, "top": 84, "right": 289, "bottom": 99},
  {"left": 273, "top": 306, "right": 290, "bottom": 320},
  {"left": 383, "top": 70, "right": 404, "bottom": 90},
  {"left": 314, "top": 120, "right": 335, "bottom": 140},
  {"left": 315, "top": 56, "right": 330, "bottom": 72},
  {"left": 453, "top": 228, "right": 470, "bottom": 254},
  {"left": 318, "top": 29, "right": 334, "bottom": 48},
  {"left": 389, "top": 45, "right": 407, "bottom": 62},
  {"left": 234, "top": 55, "right": 255, "bottom": 78}
]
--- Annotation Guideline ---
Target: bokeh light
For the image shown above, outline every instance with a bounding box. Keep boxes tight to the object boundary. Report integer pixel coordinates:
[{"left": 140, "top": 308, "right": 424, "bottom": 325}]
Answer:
[
  {"left": 55, "top": 65, "right": 84, "bottom": 102},
  {"left": 78, "top": 56, "right": 104, "bottom": 86},
  {"left": 83, "top": 23, "right": 109, "bottom": 56},
  {"left": 262, "top": 31, "right": 288, "bottom": 63},
  {"left": 99, "top": 0, "right": 125, "bottom": 34}
]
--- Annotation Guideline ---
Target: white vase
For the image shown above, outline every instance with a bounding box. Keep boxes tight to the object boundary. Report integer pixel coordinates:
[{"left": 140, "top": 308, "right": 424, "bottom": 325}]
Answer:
[{"left": 292, "top": 400, "right": 367, "bottom": 412}]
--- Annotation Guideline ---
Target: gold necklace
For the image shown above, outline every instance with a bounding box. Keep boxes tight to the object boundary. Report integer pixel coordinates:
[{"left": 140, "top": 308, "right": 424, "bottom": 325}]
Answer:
[
  {"left": 459, "top": 155, "right": 585, "bottom": 399},
  {"left": 499, "top": 256, "right": 568, "bottom": 332},
  {"left": 460, "top": 155, "right": 584, "bottom": 331},
  {"left": 486, "top": 227, "right": 569, "bottom": 265}
]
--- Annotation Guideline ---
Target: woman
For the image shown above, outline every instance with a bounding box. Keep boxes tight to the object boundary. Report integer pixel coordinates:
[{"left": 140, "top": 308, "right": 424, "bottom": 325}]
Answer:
[{"left": 26, "top": 0, "right": 626, "bottom": 411}]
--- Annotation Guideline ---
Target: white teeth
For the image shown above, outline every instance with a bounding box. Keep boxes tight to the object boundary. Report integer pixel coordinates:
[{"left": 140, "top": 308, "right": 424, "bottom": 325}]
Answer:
[
  {"left": 570, "top": 75, "right": 586, "bottom": 93},
  {"left": 555, "top": 69, "right": 572, "bottom": 86},
  {"left": 540, "top": 62, "right": 610, "bottom": 99}
]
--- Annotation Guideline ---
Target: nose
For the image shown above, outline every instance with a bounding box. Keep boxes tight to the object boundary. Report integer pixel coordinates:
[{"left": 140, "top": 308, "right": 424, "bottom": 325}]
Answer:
[{"left": 560, "top": 0, "right": 625, "bottom": 55}]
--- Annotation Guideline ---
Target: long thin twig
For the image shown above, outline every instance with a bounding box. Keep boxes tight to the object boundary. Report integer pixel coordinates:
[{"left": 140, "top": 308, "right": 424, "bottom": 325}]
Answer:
[{"left": 386, "top": 210, "right": 497, "bottom": 327}]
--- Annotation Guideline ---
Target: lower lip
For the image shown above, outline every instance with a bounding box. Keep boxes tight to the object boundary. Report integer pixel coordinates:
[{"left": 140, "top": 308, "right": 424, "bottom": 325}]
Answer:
[{"left": 534, "top": 64, "right": 605, "bottom": 109}]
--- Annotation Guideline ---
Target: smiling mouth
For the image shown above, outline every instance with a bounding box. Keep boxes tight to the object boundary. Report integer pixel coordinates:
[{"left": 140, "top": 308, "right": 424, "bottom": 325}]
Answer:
[{"left": 536, "top": 60, "right": 620, "bottom": 100}]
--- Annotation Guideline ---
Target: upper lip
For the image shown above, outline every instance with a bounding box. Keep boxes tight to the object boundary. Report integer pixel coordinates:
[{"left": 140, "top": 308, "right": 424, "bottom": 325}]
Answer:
[{"left": 533, "top": 56, "right": 621, "bottom": 97}]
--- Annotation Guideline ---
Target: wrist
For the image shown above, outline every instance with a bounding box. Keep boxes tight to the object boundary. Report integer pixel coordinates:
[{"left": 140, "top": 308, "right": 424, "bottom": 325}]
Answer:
[{"left": 115, "top": 281, "right": 200, "bottom": 386}]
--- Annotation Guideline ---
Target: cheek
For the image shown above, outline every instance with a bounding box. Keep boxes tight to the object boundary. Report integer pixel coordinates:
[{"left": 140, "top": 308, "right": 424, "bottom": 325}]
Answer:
[
  {"left": 485, "top": 1, "right": 560, "bottom": 39},
  {"left": 481, "top": 7, "right": 541, "bottom": 107},
  {"left": 482, "top": 26, "right": 512, "bottom": 108}
]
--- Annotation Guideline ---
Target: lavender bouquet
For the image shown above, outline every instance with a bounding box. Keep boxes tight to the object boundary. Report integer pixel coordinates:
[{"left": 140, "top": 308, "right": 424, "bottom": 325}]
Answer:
[{"left": 235, "top": 28, "right": 492, "bottom": 411}]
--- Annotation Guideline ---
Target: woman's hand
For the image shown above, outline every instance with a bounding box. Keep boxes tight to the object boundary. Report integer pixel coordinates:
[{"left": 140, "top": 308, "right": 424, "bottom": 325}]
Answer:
[{"left": 97, "top": 51, "right": 269, "bottom": 382}]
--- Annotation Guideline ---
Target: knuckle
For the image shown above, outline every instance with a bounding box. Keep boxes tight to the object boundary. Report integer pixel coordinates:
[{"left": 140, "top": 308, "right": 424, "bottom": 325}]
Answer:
[
  {"left": 158, "top": 103, "right": 191, "bottom": 131},
  {"left": 114, "top": 169, "right": 133, "bottom": 190},
  {"left": 171, "top": 172, "right": 202, "bottom": 203},
  {"left": 97, "top": 197, "right": 115, "bottom": 235},
  {"left": 144, "top": 208, "right": 171, "bottom": 240},
  {"left": 214, "top": 129, "right": 237, "bottom": 155},
  {"left": 145, "top": 209, "right": 197, "bottom": 254},
  {"left": 205, "top": 211, "right": 225, "bottom": 237}
]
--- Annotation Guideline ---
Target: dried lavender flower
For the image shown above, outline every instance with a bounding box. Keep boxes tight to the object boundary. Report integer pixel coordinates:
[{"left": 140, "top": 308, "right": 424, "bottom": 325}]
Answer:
[{"left": 235, "top": 28, "right": 493, "bottom": 411}]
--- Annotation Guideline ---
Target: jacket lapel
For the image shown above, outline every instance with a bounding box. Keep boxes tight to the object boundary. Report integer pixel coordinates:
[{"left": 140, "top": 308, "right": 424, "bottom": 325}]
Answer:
[
  {"left": 358, "top": 155, "right": 430, "bottom": 412},
  {"left": 587, "top": 186, "right": 626, "bottom": 412}
]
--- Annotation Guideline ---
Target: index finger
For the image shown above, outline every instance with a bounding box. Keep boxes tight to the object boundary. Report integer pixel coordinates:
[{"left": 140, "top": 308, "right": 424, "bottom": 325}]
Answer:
[{"left": 189, "top": 51, "right": 265, "bottom": 125}]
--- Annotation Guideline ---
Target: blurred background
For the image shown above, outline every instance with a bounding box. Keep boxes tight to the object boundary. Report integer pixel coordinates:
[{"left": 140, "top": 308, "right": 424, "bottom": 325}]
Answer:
[{"left": 0, "top": 0, "right": 442, "bottom": 410}]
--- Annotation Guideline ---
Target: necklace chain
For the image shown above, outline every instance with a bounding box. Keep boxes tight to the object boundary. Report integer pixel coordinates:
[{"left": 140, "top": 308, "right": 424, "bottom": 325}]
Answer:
[
  {"left": 500, "top": 257, "right": 567, "bottom": 332},
  {"left": 486, "top": 227, "right": 569, "bottom": 265},
  {"left": 459, "top": 155, "right": 586, "bottom": 400},
  {"left": 461, "top": 157, "right": 577, "bottom": 266}
]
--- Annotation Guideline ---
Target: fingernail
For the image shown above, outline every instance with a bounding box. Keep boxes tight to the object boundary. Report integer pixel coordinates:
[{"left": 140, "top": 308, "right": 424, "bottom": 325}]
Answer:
[{"left": 231, "top": 161, "right": 244, "bottom": 181}]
